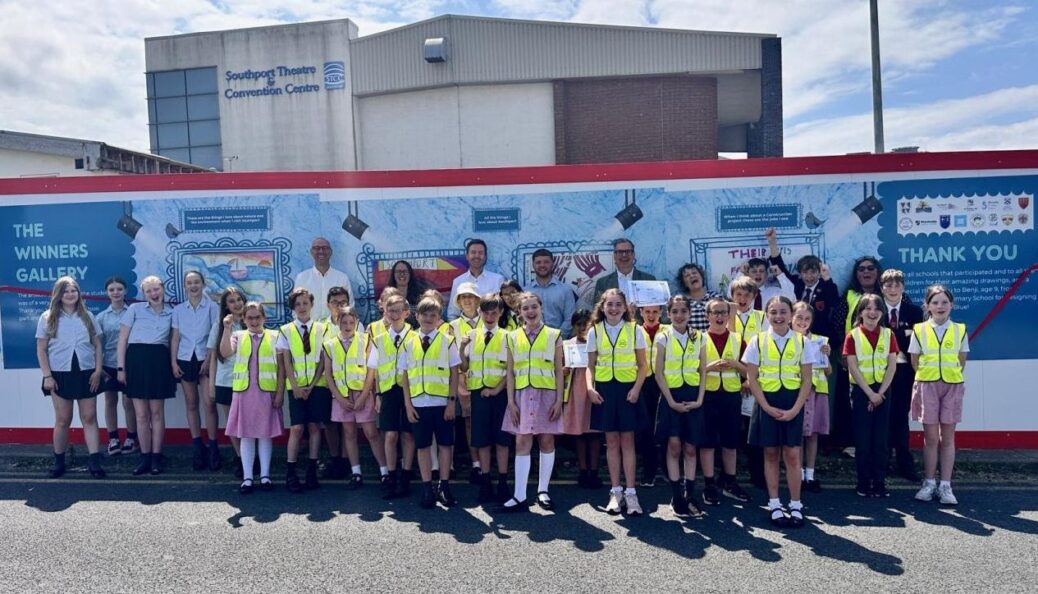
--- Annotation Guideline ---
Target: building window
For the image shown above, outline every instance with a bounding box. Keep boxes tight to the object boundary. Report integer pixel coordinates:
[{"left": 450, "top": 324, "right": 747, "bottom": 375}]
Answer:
[{"left": 146, "top": 67, "right": 222, "bottom": 170}]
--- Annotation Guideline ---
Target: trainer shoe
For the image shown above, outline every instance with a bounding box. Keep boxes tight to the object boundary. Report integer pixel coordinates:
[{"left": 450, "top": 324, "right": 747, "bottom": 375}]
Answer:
[
  {"left": 107, "top": 438, "right": 121, "bottom": 456},
  {"left": 702, "top": 482, "right": 721, "bottom": 506},
  {"left": 915, "top": 481, "right": 937, "bottom": 502},
  {"left": 937, "top": 483, "right": 958, "bottom": 506},
  {"left": 605, "top": 491, "right": 624, "bottom": 515},
  {"left": 722, "top": 480, "right": 752, "bottom": 503},
  {"left": 624, "top": 492, "right": 643, "bottom": 516},
  {"left": 121, "top": 438, "right": 138, "bottom": 454}
]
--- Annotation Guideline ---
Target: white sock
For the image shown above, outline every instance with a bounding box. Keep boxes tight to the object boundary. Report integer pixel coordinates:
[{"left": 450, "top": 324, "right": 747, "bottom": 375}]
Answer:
[
  {"left": 610, "top": 485, "right": 623, "bottom": 494},
  {"left": 240, "top": 438, "right": 256, "bottom": 481},
  {"left": 768, "top": 497, "right": 781, "bottom": 510},
  {"left": 939, "top": 480, "right": 951, "bottom": 488},
  {"left": 352, "top": 464, "right": 362, "bottom": 475},
  {"left": 258, "top": 438, "right": 272, "bottom": 478},
  {"left": 789, "top": 500, "right": 803, "bottom": 511},
  {"left": 513, "top": 454, "right": 531, "bottom": 502},
  {"left": 624, "top": 487, "right": 636, "bottom": 496},
  {"left": 380, "top": 465, "right": 389, "bottom": 476},
  {"left": 805, "top": 468, "right": 815, "bottom": 481},
  {"left": 538, "top": 451, "right": 555, "bottom": 493},
  {"left": 431, "top": 437, "right": 439, "bottom": 471},
  {"left": 473, "top": 460, "right": 481, "bottom": 470},
  {"left": 924, "top": 478, "right": 937, "bottom": 486},
  {"left": 801, "top": 468, "right": 806, "bottom": 480}
]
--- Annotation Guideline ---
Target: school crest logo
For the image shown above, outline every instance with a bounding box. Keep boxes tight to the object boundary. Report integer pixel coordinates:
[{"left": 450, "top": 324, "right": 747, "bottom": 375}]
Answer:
[
  {"left": 1020, "top": 196, "right": 1031, "bottom": 209},
  {"left": 939, "top": 215, "right": 951, "bottom": 229}
]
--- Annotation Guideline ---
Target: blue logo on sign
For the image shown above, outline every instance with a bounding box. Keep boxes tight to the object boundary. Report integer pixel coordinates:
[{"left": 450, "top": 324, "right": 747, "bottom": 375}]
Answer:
[
  {"left": 939, "top": 215, "right": 951, "bottom": 229},
  {"left": 324, "top": 62, "right": 345, "bottom": 90},
  {"left": 954, "top": 215, "right": 967, "bottom": 228}
]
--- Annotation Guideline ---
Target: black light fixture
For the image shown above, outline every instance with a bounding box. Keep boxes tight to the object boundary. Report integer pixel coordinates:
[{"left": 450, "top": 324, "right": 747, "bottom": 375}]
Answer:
[
  {"left": 116, "top": 201, "right": 143, "bottom": 239},
  {"left": 852, "top": 181, "right": 883, "bottom": 224},
  {"left": 341, "top": 201, "right": 369, "bottom": 240},
  {"left": 164, "top": 223, "right": 182, "bottom": 239},
  {"left": 614, "top": 189, "right": 644, "bottom": 230}
]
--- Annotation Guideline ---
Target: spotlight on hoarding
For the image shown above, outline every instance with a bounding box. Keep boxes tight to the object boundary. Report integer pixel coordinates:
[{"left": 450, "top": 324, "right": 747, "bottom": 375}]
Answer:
[
  {"left": 341, "top": 201, "right": 369, "bottom": 240},
  {"left": 614, "top": 189, "right": 643, "bottom": 230},
  {"left": 116, "top": 202, "right": 143, "bottom": 239}
]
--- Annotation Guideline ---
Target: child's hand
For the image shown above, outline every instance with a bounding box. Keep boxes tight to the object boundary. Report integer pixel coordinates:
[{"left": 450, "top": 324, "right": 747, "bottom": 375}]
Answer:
[
  {"left": 171, "top": 361, "right": 184, "bottom": 379},
  {"left": 820, "top": 343, "right": 832, "bottom": 357},
  {"left": 549, "top": 399, "right": 563, "bottom": 421},
  {"left": 625, "top": 387, "right": 640, "bottom": 404},
  {"left": 292, "top": 386, "right": 307, "bottom": 400},
  {"left": 223, "top": 315, "right": 234, "bottom": 328},
  {"left": 767, "top": 405, "right": 784, "bottom": 420},
  {"left": 587, "top": 388, "right": 603, "bottom": 405},
  {"left": 668, "top": 400, "right": 685, "bottom": 412},
  {"left": 89, "top": 369, "right": 103, "bottom": 392},
  {"left": 765, "top": 227, "right": 777, "bottom": 241},
  {"left": 406, "top": 406, "right": 419, "bottom": 423},
  {"left": 507, "top": 401, "right": 520, "bottom": 425},
  {"left": 444, "top": 403, "right": 456, "bottom": 421},
  {"left": 686, "top": 400, "right": 703, "bottom": 411},
  {"left": 704, "top": 360, "right": 727, "bottom": 373},
  {"left": 273, "top": 392, "right": 284, "bottom": 409},
  {"left": 820, "top": 262, "right": 831, "bottom": 281},
  {"left": 375, "top": 394, "right": 382, "bottom": 414}
]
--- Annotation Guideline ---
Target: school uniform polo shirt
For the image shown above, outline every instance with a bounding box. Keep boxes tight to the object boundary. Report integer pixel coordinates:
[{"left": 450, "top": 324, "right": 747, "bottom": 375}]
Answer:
[
  {"left": 172, "top": 298, "right": 220, "bottom": 361},
  {"left": 121, "top": 302, "right": 174, "bottom": 345},
  {"left": 35, "top": 310, "right": 102, "bottom": 371}
]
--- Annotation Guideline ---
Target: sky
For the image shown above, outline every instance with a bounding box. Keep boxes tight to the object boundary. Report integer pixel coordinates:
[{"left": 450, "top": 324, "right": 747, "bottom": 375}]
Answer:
[{"left": 1, "top": 0, "right": 1036, "bottom": 158}]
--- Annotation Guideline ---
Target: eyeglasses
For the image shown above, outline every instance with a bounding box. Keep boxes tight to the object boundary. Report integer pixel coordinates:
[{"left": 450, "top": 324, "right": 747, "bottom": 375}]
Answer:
[
  {"left": 613, "top": 249, "right": 634, "bottom": 256},
  {"left": 857, "top": 265, "right": 877, "bottom": 272}
]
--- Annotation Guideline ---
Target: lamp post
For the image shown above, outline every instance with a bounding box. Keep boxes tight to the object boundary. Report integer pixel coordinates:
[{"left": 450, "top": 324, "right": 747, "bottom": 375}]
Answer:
[{"left": 870, "top": 0, "right": 885, "bottom": 154}]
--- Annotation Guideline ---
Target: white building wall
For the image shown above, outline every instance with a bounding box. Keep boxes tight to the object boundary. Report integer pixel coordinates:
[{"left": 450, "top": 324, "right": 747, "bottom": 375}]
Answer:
[
  {"left": 0, "top": 149, "right": 116, "bottom": 177},
  {"left": 357, "top": 83, "right": 555, "bottom": 170},
  {"left": 145, "top": 20, "right": 358, "bottom": 172}
]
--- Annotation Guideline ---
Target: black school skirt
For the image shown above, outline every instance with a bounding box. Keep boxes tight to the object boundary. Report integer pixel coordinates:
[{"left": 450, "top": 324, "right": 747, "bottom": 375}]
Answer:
[{"left": 125, "top": 344, "right": 176, "bottom": 400}]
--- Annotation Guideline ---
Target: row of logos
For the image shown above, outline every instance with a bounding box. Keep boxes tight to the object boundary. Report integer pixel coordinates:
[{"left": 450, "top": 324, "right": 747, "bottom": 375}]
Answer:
[{"left": 897, "top": 194, "right": 1033, "bottom": 235}]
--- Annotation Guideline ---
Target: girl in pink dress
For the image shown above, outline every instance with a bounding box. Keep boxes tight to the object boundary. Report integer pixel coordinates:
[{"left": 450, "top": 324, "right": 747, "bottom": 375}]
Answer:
[
  {"left": 499, "top": 293, "right": 565, "bottom": 512},
  {"left": 220, "top": 302, "right": 284, "bottom": 494},
  {"left": 561, "top": 309, "right": 602, "bottom": 488}
]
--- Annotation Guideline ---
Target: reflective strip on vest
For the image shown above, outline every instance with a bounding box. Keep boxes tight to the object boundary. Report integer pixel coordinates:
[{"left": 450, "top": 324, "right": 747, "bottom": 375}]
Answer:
[
  {"left": 661, "top": 329, "right": 702, "bottom": 388},
  {"left": 406, "top": 332, "right": 452, "bottom": 398},
  {"left": 756, "top": 332, "right": 803, "bottom": 392},
  {"left": 375, "top": 328, "right": 411, "bottom": 393},
  {"left": 466, "top": 328, "right": 507, "bottom": 390},
  {"left": 511, "top": 325, "right": 559, "bottom": 390},
  {"left": 735, "top": 310, "right": 765, "bottom": 345},
  {"left": 810, "top": 334, "right": 830, "bottom": 394},
  {"left": 280, "top": 320, "right": 326, "bottom": 387},
  {"left": 594, "top": 322, "right": 638, "bottom": 383},
  {"left": 326, "top": 334, "right": 369, "bottom": 393},
  {"left": 704, "top": 332, "right": 743, "bottom": 392},
  {"left": 449, "top": 317, "right": 481, "bottom": 340},
  {"left": 850, "top": 326, "right": 891, "bottom": 385},
  {"left": 232, "top": 330, "right": 278, "bottom": 392},
  {"left": 914, "top": 322, "right": 965, "bottom": 384},
  {"left": 644, "top": 324, "right": 668, "bottom": 373}
]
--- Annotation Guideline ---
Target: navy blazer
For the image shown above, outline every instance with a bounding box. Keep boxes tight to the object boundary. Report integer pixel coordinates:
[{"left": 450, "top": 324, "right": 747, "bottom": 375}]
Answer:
[{"left": 592, "top": 268, "right": 656, "bottom": 306}]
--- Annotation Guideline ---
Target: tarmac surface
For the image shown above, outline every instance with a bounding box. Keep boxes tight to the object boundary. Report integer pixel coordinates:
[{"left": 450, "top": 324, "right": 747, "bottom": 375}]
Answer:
[{"left": 0, "top": 445, "right": 1036, "bottom": 592}]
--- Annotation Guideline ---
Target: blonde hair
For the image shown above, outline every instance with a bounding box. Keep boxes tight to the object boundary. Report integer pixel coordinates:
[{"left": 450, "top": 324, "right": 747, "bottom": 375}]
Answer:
[
  {"left": 44, "top": 277, "right": 96, "bottom": 341},
  {"left": 140, "top": 275, "right": 163, "bottom": 290},
  {"left": 729, "top": 277, "right": 759, "bottom": 296}
]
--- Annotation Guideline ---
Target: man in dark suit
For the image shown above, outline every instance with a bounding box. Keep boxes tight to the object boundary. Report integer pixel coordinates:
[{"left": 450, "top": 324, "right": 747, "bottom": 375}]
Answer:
[
  {"left": 881, "top": 269, "right": 924, "bottom": 482},
  {"left": 592, "top": 238, "right": 656, "bottom": 311}
]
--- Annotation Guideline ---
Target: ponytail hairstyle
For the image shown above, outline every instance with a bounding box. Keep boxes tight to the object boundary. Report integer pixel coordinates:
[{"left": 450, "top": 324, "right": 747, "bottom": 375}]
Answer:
[
  {"left": 45, "top": 276, "right": 96, "bottom": 341},
  {"left": 216, "top": 287, "right": 246, "bottom": 363}
]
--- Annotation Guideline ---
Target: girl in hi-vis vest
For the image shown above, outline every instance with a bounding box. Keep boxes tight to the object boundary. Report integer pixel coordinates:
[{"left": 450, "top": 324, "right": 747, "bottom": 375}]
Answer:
[
  {"left": 220, "top": 302, "right": 284, "bottom": 494},
  {"left": 498, "top": 292, "right": 564, "bottom": 512},
  {"left": 743, "top": 296, "right": 816, "bottom": 529},
  {"left": 586, "top": 288, "right": 649, "bottom": 517},
  {"left": 909, "top": 285, "right": 969, "bottom": 506}
]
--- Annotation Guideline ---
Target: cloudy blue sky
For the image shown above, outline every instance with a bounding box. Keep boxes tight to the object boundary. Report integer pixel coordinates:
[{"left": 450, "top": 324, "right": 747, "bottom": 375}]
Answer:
[{"left": 2, "top": 0, "right": 1036, "bottom": 158}]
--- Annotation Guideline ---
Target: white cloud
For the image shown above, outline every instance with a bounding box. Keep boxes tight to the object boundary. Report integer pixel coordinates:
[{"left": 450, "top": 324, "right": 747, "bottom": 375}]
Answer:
[{"left": 786, "top": 84, "right": 1038, "bottom": 155}]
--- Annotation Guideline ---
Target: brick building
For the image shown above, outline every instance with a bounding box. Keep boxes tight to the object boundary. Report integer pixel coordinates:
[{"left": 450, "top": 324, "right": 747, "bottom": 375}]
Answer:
[{"left": 145, "top": 15, "right": 781, "bottom": 172}]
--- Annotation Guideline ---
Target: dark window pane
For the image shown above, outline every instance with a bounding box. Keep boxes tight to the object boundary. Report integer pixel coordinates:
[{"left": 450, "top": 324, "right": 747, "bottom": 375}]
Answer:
[
  {"left": 159, "top": 148, "right": 191, "bottom": 163},
  {"left": 153, "top": 70, "right": 185, "bottom": 98},
  {"left": 149, "top": 125, "right": 158, "bottom": 152},
  {"left": 190, "top": 145, "right": 223, "bottom": 170},
  {"left": 146, "top": 73, "right": 155, "bottom": 98},
  {"left": 155, "top": 97, "right": 187, "bottom": 123},
  {"left": 157, "top": 123, "right": 189, "bottom": 149},
  {"left": 188, "top": 120, "right": 221, "bottom": 146},
  {"left": 186, "top": 94, "right": 219, "bottom": 120},
  {"left": 147, "top": 99, "right": 156, "bottom": 124},
  {"left": 185, "top": 67, "right": 217, "bottom": 94}
]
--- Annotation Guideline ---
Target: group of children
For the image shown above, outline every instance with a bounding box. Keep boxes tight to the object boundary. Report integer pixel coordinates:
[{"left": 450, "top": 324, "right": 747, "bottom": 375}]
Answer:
[{"left": 36, "top": 251, "right": 970, "bottom": 524}]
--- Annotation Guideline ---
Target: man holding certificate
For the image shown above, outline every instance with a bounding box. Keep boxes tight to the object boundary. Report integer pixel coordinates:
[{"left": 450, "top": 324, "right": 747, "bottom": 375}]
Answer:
[{"left": 593, "top": 239, "right": 657, "bottom": 317}]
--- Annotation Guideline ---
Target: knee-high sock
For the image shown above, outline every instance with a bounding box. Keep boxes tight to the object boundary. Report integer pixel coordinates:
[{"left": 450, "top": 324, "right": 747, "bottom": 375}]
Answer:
[
  {"left": 514, "top": 454, "right": 531, "bottom": 501},
  {"left": 240, "top": 438, "right": 256, "bottom": 481},
  {"left": 258, "top": 438, "right": 273, "bottom": 477},
  {"left": 430, "top": 435, "right": 439, "bottom": 472},
  {"left": 538, "top": 451, "right": 556, "bottom": 493}
]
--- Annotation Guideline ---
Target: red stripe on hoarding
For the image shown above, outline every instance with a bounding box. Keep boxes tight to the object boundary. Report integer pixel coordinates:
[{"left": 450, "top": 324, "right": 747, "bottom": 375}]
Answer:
[{"left": 2, "top": 150, "right": 1038, "bottom": 195}]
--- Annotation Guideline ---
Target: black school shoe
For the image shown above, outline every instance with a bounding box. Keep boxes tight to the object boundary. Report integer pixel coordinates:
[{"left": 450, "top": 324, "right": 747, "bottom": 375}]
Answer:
[
  {"left": 769, "top": 507, "right": 790, "bottom": 528},
  {"left": 150, "top": 453, "right": 165, "bottom": 475},
  {"left": 208, "top": 443, "right": 222, "bottom": 471},
  {"left": 394, "top": 469, "right": 413, "bottom": 498},
  {"left": 477, "top": 475, "right": 495, "bottom": 503},
  {"left": 286, "top": 469, "right": 304, "bottom": 494},
  {"left": 469, "top": 467, "right": 482, "bottom": 485},
  {"left": 869, "top": 481, "right": 890, "bottom": 498},
  {"left": 670, "top": 481, "right": 691, "bottom": 516},
  {"left": 305, "top": 462, "right": 320, "bottom": 490},
  {"left": 420, "top": 482, "right": 436, "bottom": 509},
  {"left": 133, "top": 453, "right": 153, "bottom": 476},
  {"left": 496, "top": 479, "right": 512, "bottom": 502},
  {"left": 702, "top": 481, "right": 721, "bottom": 506},
  {"left": 348, "top": 474, "right": 363, "bottom": 490},
  {"left": 192, "top": 442, "right": 206, "bottom": 471},
  {"left": 856, "top": 482, "right": 871, "bottom": 497},
  {"left": 437, "top": 481, "right": 457, "bottom": 507},
  {"left": 722, "top": 478, "right": 752, "bottom": 503},
  {"left": 381, "top": 472, "right": 397, "bottom": 500},
  {"left": 804, "top": 479, "right": 822, "bottom": 493}
]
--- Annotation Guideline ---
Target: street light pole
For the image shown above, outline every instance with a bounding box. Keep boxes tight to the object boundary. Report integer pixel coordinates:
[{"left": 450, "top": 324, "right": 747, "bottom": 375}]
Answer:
[{"left": 870, "top": 0, "right": 885, "bottom": 154}]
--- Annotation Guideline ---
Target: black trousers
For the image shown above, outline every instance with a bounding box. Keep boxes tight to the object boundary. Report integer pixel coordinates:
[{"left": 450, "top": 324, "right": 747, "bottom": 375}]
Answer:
[
  {"left": 637, "top": 381, "right": 661, "bottom": 480},
  {"left": 852, "top": 384, "right": 891, "bottom": 485},
  {"left": 887, "top": 363, "right": 916, "bottom": 472}
]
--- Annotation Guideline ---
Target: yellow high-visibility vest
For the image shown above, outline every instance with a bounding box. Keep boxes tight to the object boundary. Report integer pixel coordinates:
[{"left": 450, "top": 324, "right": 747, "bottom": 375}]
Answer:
[
  {"left": 466, "top": 327, "right": 507, "bottom": 390},
  {"left": 704, "top": 331, "right": 743, "bottom": 392},
  {"left": 511, "top": 325, "right": 560, "bottom": 390},
  {"left": 231, "top": 330, "right": 279, "bottom": 392},
  {"left": 809, "top": 333, "right": 830, "bottom": 394},
  {"left": 374, "top": 327, "right": 412, "bottom": 393},
  {"left": 593, "top": 322, "right": 638, "bottom": 383},
  {"left": 279, "top": 320, "right": 327, "bottom": 387},
  {"left": 405, "top": 331, "right": 453, "bottom": 398},
  {"left": 756, "top": 332, "right": 804, "bottom": 392},
  {"left": 735, "top": 309, "right": 766, "bottom": 345},
  {"left": 850, "top": 326, "right": 892, "bottom": 385},
  {"left": 913, "top": 321, "right": 965, "bottom": 384},
  {"left": 325, "top": 333, "right": 369, "bottom": 393},
  {"left": 661, "top": 327, "right": 702, "bottom": 388}
]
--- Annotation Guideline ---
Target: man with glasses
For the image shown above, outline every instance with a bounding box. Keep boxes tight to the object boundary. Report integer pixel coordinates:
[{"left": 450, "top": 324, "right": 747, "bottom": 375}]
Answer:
[
  {"left": 295, "top": 237, "right": 354, "bottom": 321},
  {"left": 592, "top": 238, "right": 656, "bottom": 311}
]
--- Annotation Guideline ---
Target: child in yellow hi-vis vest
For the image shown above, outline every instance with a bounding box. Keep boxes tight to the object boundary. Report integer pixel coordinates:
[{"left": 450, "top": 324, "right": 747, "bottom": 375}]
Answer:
[
  {"left": 909, "top": 284, "right": 969, "bottom": 506},
  {"left": 220, "top": 301, "right": 284, "bottom": 495}
]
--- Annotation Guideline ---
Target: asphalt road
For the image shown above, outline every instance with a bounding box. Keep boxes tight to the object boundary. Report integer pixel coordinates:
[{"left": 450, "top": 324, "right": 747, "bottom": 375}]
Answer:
[{"left": 1, "top": 478, "right": 1035, "bottom": 593}]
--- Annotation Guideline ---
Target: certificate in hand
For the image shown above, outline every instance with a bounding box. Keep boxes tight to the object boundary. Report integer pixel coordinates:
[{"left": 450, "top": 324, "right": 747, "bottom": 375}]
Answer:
[
  {"left": 629, "top": 280, "right": 671, "bottom": 306},
  {"left": 808, "top": 335, "right": 829, "bottom": 366},
  {"left": 564, "top": 341, "right": 588, "bottom": 368}
]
